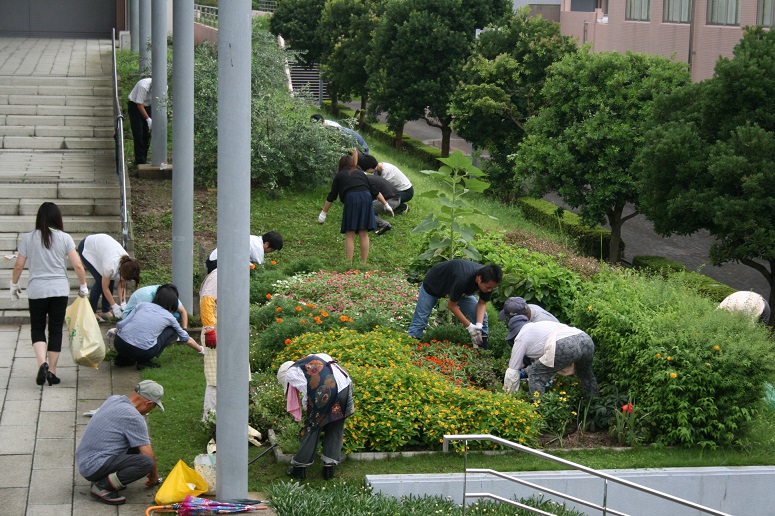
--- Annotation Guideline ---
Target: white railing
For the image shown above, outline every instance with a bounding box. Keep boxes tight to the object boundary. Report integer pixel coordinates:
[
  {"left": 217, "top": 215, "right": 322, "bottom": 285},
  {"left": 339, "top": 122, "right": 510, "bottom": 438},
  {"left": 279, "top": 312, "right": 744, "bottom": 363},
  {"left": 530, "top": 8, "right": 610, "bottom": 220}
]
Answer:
[{"left": 443, "top": 434, "right": 732, "bottom": 516}]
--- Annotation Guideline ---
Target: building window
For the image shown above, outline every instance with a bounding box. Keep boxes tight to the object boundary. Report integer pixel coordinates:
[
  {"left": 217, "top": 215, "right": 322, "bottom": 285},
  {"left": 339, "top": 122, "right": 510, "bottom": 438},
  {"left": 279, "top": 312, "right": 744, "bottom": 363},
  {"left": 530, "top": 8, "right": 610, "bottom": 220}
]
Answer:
[
  {"left": 626, "top": 0, "right": 650, "bottom": 20},
  {"left": 707, "top": 0, "right": 739, "bottom": 25},
  {"left": 664, "top": 0, "right": 691, "bottom": 22},
  {"left": 758, "top": 0, "right": 775, "bottom": 26}
]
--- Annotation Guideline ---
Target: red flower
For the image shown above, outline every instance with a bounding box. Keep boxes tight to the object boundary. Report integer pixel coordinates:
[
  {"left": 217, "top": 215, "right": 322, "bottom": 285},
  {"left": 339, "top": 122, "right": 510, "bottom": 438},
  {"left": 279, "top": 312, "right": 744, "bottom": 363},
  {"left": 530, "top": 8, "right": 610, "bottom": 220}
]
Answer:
[
  {"left": 622, "top": 403, "right": 633, "bottom": 414},
  {"left": 284, "top": 338, "right": 292, "bottom": 345}
]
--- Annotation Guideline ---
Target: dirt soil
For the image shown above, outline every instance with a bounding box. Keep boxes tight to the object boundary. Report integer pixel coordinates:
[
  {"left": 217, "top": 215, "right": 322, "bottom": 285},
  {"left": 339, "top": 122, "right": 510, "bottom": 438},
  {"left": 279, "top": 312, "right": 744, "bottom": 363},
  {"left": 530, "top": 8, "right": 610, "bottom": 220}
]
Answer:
[{"left": 540, "top": 430, "right": 622, "bottom": 450}]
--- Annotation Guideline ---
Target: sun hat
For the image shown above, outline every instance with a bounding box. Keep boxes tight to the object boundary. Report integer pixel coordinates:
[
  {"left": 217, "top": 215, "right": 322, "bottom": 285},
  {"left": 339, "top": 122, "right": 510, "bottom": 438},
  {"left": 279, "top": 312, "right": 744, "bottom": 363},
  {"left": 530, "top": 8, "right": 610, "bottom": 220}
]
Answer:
[
  {"left": 277, "top": 361, "right": 295, "bottom": 392},
  {"left": 505, "top": 314, "right": 529, "bottom": 342},
  {"left": 498, "top": 297, "right": 529, "bottom": 322},
  {"left": 135, "top": 380, "right": 165, "bottom": 412},
  {"left": 719, "top": 291, "right": 767, "bottom": 321}
]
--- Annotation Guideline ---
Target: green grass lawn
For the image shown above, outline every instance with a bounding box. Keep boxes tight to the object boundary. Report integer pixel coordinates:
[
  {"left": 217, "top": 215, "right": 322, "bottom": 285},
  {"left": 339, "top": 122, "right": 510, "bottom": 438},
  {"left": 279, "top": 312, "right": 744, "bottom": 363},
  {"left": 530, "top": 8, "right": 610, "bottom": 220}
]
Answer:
[{"left": 133, "top": 136, "right": 775, "bottom": 495}]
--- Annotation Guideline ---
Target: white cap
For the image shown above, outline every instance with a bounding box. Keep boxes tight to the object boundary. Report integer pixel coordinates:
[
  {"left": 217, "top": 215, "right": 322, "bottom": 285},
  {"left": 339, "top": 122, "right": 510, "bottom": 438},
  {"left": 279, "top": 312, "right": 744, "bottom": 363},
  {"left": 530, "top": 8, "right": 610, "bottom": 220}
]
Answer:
[
  {"left": 276, "top": 361, "right": 295, "bottom": 392},
  {"left": 719, "top": 291, "right": 766, "bottom": 319}
]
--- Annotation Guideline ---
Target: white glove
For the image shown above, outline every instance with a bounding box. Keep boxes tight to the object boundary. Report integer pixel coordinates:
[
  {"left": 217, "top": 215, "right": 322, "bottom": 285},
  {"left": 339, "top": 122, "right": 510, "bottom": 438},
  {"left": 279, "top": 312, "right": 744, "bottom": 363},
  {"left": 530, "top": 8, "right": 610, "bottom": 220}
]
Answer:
[
  {"left": 198, "top": 345, "right": 206, "bottom": 356},
  {"left": 120, "top": 301, "right": 127, "bottom": 311},
  {"left": 503, "top": 368, "right": 521, "bottom": 394},
  {"left": 466, "top": 323, "right": 483, "bottom": 348},
  {"left": 111, "top": 303, "right": 123, "bottom": 318},
  {"left": 10, "top": 282, "right": 21, "bottom": 301},
  {"left": 146, "top": 118, "right": 152, "bottom": 130},
  {"left": 79, "top": 284, "right": 89, "bottom": 297},
  {"left": 384, "top": 204, "right": 395, "bottom": 217},
  {"left": 318, "top": 211, "right": 327, "bottom": 224}
]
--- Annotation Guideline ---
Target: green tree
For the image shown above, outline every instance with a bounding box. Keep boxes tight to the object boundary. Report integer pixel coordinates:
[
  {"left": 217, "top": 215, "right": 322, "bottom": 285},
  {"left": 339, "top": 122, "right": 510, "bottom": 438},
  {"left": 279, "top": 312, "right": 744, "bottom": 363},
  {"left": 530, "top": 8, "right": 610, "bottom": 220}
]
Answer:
[
  {"left": 513, "top": 49, "right": 690, "bottom": 262},
  {"left": 450, "top": 8, "right": 577, "bottom": 198},
  {"left": 269, "top": 0, "right": 326, "bottom": 67},
  {"left": 367, "top": 0, "right": 510, "bottom": 156},
  {"left": 637, "top": 27, "right": 775, "bottom": 307}
]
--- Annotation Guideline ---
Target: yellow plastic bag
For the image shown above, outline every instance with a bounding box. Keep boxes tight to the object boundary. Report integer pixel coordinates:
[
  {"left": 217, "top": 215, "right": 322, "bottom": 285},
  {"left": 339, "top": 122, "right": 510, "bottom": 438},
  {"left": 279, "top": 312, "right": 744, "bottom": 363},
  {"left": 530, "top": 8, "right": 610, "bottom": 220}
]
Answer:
[
  {"left": 65, "top": 296, "right": 105, "bottom": 369},
  {"left": 155, "top": 459, "right": 208, "bottom": 504}
]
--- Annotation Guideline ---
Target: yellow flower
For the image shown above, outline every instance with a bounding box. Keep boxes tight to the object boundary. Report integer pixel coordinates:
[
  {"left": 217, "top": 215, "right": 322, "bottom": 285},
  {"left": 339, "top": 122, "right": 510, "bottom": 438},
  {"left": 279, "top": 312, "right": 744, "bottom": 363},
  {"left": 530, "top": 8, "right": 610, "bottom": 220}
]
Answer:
[
  {"left": 714, "top": 345, "right": 720, "bottom": 351},
  {"left": 587, "top": 305, "right": 593, "bottom": 311},
  {"left": 670, "top": 372, "right": 677, "bottom": 379},
  {"left": 656, "top": 353, "right": 661, "bottom": 358},
  {"left": 666, "top": 356, "right": 672, "bottom": 361}
]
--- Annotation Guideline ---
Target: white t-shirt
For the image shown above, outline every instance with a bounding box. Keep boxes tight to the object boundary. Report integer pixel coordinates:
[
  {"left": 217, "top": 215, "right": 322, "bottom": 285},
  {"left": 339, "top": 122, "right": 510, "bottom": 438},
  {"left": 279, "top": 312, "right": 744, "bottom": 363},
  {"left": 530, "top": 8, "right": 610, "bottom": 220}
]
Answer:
[
  {"left": 378, "top": 163, "right": 412, "bottom": 191},
  {"left": 208, "top": 235, "right": 265, "bottom": 264},
  {"left": 18, "top": 229, "right": 76, "bottom": 299},
  {"left": 81, "top": 234, "right": 128, "bottom": 280},
  {"left": 128, "top": 78, "right": 152, "bottom": 106},
  {"left": 508, "top": 321, "right": 583, "bottom": 370}
]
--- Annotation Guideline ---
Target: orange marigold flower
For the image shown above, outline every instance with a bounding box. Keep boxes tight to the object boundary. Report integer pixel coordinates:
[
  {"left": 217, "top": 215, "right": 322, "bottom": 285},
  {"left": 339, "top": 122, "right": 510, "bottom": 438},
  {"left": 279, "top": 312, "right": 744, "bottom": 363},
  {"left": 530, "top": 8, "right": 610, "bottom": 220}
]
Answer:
[
  {"left": 340, "top": 315, "right": 349, "bottom": 322},
  {"left": 276, "top": 307, "right": 282, "bottom": 312},
  {"left": 306, "top": 303, "right": 316, "bottom": 309},
  {"left": 266, "top": 293, "right": 272, "bottom": 300},
  {"left": 321, "top": 311, "right": 329, "bottom": 317},
  {"left": 314, "top": 316, "right": 322, "bottom": 324},
  {"left": 276, "top": 317, "right": 283, "bottom": 323},
  {"left": 271, "top": 260, "right": 277, "bottom": 265},
  {"left": 670, "top": 372, "right": 677, "bottom": 379},
  {"left": 655, "top": 353, "right": 662, "bottom": 358},
  {"left": 250, "top": 264, "right": 256, "bottom": 270},
  {"left": 284, "top": 338, "right": 292, "bottom": 345},
  {"left": 666, "top": 356, "right": 672, "bottom": 361},
  {"left": 295, "top": 306, "right": 302, "bottom": 312}
]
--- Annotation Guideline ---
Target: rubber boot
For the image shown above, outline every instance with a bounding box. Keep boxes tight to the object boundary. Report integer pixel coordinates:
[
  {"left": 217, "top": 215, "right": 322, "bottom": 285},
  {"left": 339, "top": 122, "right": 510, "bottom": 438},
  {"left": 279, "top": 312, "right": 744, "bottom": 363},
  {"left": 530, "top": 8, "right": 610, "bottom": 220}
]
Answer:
[
  {"left": 286, "top": 465, "right": 306, "bottom": 480},
  {"left": 323, "top": 465, "right": 335, "bottom": 480}
]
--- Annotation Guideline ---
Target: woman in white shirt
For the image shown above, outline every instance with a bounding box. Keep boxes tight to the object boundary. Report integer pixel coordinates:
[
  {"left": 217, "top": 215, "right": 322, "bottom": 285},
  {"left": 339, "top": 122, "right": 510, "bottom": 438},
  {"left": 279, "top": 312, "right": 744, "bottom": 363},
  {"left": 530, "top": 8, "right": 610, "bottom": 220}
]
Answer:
[
  {"left": 77, "top": 234, "right": 140, "bottom": 320},
  {"left": 11, "top": 202, "right": 89, "bottom": 386}
]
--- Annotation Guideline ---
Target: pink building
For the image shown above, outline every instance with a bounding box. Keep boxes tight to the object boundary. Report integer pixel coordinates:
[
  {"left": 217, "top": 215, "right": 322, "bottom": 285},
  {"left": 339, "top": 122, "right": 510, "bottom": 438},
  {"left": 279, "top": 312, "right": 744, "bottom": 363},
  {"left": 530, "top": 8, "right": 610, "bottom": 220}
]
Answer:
[{"left": 558, "top": 0, "right": 773, "bottom": 81}]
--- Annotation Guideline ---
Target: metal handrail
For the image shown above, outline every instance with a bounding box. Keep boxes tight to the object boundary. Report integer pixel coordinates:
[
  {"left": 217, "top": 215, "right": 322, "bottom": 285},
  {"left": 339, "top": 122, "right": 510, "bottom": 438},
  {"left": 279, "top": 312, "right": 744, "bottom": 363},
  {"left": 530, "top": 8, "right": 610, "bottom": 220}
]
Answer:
[
  {"left": 111, "top": 29, "right": 129, "bottom": 251},
  {"left": 194, "top": 4, "right": 219, "bottom": 28},
  {"left": 443, "top": 434, "right": 732, "bottom": 516}
]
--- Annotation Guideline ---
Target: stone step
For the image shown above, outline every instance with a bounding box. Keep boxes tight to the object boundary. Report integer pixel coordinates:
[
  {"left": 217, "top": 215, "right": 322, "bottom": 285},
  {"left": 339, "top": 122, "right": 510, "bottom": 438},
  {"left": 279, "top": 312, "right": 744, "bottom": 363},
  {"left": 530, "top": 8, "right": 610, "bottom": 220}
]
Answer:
[
  {"left": 1, "top": 136, "right": 114, "bottom": 150},
  {"left": 0, "top": 232, "right": 122, "bottom": 253},
  {"left": 0, "top": 268, "right": 86, "bottom": 289},
  {"left": 0, "top": 198, "right": 121, "bottom": 216},
  {"left": 0, "top": 85, "right": 113, "bottom": 97},
  {"left": 0, "top": 215, "right": 120, "bottom": 236},
  {"left": 0, "top": 104, "right": 113, "bottom": 117},
  {"left": 0, "top": 94, "right": 112, "bottom": 107},
  {"left": 0, "top": 76, "right": 112, "bottom": 88},
  {"left": 0, "top": 126, "right": 114, "bottom": 138},
  {"left": 3, "top": 114, "right": 114, "bottom": 127},
  {"left": 0, "top": 183, "right": 120, "bottom": 199},
  {"left": 0, "top": 292, "right": 79, "bottom": 311}
]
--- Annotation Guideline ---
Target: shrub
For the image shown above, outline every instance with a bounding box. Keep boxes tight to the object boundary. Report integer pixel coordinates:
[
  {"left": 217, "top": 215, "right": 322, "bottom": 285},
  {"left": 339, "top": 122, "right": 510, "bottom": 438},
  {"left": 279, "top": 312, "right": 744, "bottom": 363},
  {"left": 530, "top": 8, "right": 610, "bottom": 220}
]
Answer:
[
  {"left": 669, "top": 270, "right": 737, "bottom": 303},
  {"left": 410, "top": 339, "right": 501, "bottom": 391},
  {"left": 568, "top": 268, "right": 775, "bottom": 446},
  {"left": 272, "top": 328, "right": 541, "bottom": 452},
  {"left": 281, "top": 257, "right": 325, "bottom": 276},
  {"left": 248, "top": 371, "right": 289, "bottom": 438},
  {"left": 249, "top": 268, "right": 289, "bottom": 304},
  {"left": 631, "top": 255, "right": 686, "bottom": 275}
]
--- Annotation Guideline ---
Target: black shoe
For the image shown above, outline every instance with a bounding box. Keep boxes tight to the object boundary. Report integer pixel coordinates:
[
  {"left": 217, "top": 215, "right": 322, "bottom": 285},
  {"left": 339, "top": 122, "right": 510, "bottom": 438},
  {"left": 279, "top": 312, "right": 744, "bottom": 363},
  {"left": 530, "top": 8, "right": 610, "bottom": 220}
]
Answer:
[
  {"left": 113, "top": 356, "right": 135, "bottom": 368},
  {"left": 90, "top": 483, "right": 126, "bottom": 505},
  {"left": 36, "top": 363, "right": 49, "bottom": 386},
  {"left": 376, "top": 224, "right": 392, "bottom": 235},
  {"left": 480, "top": 335, "right": 489, "bottom": 350},
  {"left": 47, "top": 371, "right": 61, "bottom": 385},
  {"left": 136, "top": 360, "right": 160, "bottom": 370},
  {"left": 286, "top": 465, "right": 306, "bottom": 480},
  {"left": 323, "top": 465, "right": 335, "bottom": 480}
]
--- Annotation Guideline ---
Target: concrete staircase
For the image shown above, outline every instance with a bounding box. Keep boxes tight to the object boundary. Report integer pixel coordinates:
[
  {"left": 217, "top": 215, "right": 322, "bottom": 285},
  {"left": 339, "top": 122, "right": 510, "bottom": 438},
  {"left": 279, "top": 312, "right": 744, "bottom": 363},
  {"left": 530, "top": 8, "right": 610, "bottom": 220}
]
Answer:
[{"left": 0, "top": 73, "right": 124, "bottom": 323}]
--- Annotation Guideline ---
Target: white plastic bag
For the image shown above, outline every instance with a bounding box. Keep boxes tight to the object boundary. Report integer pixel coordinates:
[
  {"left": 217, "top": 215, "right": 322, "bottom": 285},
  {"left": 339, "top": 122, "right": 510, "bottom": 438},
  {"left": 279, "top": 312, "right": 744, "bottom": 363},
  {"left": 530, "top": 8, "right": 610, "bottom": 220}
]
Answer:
[{"left": 65, "top": 297, "right": 106, "bottom": 368}]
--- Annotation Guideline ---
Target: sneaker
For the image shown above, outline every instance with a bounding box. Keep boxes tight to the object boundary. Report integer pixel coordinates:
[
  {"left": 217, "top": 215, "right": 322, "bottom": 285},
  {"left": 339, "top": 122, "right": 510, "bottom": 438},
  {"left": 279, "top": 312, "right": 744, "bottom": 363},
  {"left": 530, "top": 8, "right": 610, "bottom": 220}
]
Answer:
[
  {"left": 136, "top": 360, "right": 160, "bottom": 370},
  {"left": 90, "top": 483, "right": 126, "bottom": 505},
  {"left": 376, "top": 224, "right": 392, "bottom": 236}
]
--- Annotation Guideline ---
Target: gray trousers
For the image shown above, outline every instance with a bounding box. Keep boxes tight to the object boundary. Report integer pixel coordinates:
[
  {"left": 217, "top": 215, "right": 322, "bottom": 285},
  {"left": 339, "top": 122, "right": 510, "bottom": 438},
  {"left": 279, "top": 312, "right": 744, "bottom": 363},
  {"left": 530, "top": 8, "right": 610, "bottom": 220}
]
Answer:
[
  {"left": 84, "top": 450, "right": 154, "bottom": 488},
  {"left": 291, "top": 385, "right": 352, "bottom": 467},
  {"left": 372, "top": 198, "right": 400, "bottom": 229},
  {"left": 527, "top": 332, "right": 599, "bottom": 398}
]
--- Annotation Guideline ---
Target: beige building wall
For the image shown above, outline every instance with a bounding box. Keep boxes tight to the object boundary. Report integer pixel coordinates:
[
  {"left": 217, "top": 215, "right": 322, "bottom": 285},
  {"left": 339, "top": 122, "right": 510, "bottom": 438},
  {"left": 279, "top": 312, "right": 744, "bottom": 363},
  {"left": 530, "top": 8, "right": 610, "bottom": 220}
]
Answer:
[{"left": 560, "top": 0, "right": 762, "bottom": 81}]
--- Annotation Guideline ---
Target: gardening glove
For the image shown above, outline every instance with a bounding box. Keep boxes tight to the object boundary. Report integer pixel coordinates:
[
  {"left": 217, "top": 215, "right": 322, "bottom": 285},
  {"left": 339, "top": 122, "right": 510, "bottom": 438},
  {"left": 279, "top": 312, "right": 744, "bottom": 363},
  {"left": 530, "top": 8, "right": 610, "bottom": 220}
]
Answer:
[
  {"left": 384, "top": 203, "right": 395, "bottom": 217},
  {"left": 318, "top": 211, "right": 327, "bottom": 224},
  {"left": 198, "top": 345, "right": 206, "bottom": 355},
  {"left": 466, "top": 323, "right": 483, "bottom": 348},
  {"left": 9, "top": 282, "right": 21, "bottom": 301},
  {"left": 503, "top": 368, "right": 521, "bottom": 394},
  {"left": 78, "top": 284, "right": 89, "bottom": 297},
  {"left": 146, "top": 118, "right": 152, "bottom": 130},
  {"left": 120, "top": 301, "right": 127, "bottom": 311},
  {"left": 205, "top": 329, "right": 217, "bottom": 349},
  {"left": 111, "top": 303, "right": 123, "bottom": 318}
]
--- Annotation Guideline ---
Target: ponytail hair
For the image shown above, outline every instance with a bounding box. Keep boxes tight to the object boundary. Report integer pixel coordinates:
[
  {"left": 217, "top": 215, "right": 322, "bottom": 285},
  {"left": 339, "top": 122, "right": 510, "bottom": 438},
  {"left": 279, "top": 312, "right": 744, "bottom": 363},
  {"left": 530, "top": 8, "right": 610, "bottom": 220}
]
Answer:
[
  {"left": 119, "top": 256, "right": 141, "bottom": 285},
  {"left": 35, "top": 202, "right": 64, "bottom": 249}
]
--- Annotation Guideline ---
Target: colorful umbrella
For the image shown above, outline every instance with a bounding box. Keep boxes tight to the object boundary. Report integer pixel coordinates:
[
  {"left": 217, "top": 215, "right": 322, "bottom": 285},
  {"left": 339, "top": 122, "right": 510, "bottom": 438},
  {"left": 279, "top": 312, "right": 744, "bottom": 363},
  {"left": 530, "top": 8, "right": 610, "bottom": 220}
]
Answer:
[{"left": 146, "top": 495, "right": 267, "bottom": 515}]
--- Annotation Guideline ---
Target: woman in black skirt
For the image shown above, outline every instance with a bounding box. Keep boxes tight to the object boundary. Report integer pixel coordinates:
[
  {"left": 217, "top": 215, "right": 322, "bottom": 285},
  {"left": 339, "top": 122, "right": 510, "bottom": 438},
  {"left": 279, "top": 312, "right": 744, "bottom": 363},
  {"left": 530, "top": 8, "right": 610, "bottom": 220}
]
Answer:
[{"left": 318, "top": 153, "right": 394, "bottom": 263}]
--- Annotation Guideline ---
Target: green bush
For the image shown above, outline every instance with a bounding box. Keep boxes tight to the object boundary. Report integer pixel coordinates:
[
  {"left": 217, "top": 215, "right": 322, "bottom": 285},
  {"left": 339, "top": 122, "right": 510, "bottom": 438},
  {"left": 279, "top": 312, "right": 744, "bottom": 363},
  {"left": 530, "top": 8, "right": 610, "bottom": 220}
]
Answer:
[
  {"left": 249, "top": 268, "right": 288, "bottom": 304},
  {"left": 516, "top": 197, "right": 622, "bottom": 261},
  {"left": 280, "top": 257, "right": 325, "bottom": 276},
  {"left": 631, "top": 255, "right": 687, "bottom": 275},
  {"left": 567, "top": 268, "right": 775, "bottom": 447},
  {"left": 475, "top": 233, "right": 583, "bottom": 321},
  {"left": 670, "top": 271, "right": 737, "bottom": 303}
]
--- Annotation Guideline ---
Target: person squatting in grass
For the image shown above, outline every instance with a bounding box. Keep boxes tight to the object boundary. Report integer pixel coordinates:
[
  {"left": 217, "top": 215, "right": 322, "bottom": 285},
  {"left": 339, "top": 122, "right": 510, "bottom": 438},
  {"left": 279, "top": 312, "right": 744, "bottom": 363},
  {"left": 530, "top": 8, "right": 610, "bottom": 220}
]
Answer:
[
  {"left": 277, "top": 354, "right": 354, "bottom": 481},
  {"left": 112, "top": 283, "right": 205, "bottom": 370},
  {"left": 357, "top": 152, "right": 414, "bottom": 214},
  {"left": 407, "top": 259, "right": 503, "bottom": 349},
  {"left": 204, "top": 231, "right": 283, "bottom": 274}
]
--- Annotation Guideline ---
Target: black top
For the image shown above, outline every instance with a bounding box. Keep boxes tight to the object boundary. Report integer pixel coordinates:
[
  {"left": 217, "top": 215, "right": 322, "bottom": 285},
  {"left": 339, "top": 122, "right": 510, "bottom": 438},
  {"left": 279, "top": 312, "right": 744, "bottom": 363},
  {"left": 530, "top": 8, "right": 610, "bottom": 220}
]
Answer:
[
  {"left": 326, "top": 168, "right": 371, "bottom": 203},
  {"left": 366, "top": 175, "right": 399, "bottom": 201},
  {"left": 422, "top": 259, "right": 491, "bottom": 302}
]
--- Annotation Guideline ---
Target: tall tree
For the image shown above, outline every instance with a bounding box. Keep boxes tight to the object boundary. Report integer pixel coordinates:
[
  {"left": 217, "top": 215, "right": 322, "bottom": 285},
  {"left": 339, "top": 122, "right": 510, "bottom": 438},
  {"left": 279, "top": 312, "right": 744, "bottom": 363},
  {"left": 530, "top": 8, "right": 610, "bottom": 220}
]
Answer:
[
  {"left": 366, "top": 0, "right": 509, "bottom": 156},
  {"left": 269, "top": 0, "right": 327, "bottom": 67},
  {"left": 637, "top": 27, "right": 775, "bottom": 307},
  {"left": 514, "top": 50, "right": 690, "bottom": 262},
  {"left": 450, "top": 8, "right": 576, "bottom": 196}
]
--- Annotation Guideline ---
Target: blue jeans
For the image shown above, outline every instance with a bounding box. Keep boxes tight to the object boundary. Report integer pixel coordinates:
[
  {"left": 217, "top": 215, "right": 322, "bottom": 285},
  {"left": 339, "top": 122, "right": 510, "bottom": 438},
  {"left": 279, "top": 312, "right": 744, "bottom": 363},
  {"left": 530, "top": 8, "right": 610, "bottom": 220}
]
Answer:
[
  {"left": 78, "top": 239, "right": 114, "bottom": 313},
  {"left": 407, "top": 285, "right": 488, "bottom": 338}
]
